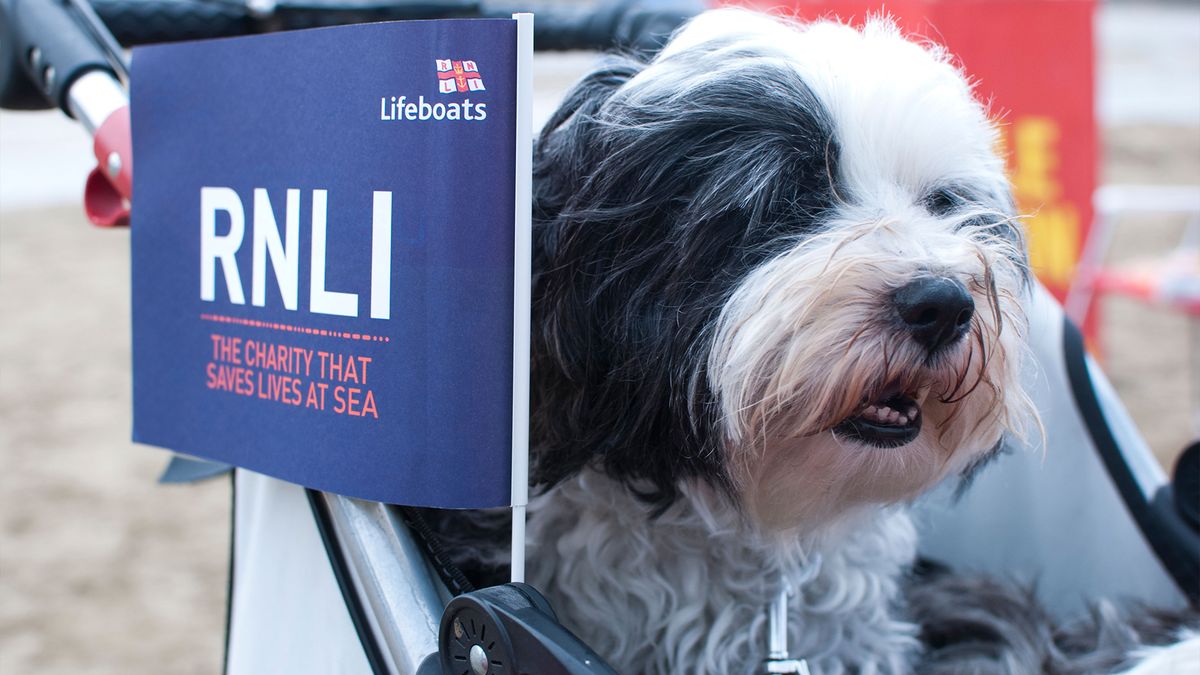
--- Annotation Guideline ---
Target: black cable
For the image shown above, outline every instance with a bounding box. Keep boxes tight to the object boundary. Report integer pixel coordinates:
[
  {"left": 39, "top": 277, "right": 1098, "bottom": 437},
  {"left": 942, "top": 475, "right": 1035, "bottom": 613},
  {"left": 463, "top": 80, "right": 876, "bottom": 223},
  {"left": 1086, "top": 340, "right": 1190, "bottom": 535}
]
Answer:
[{"left": 399, "top": 507, "right": 476, "bottom": 596}]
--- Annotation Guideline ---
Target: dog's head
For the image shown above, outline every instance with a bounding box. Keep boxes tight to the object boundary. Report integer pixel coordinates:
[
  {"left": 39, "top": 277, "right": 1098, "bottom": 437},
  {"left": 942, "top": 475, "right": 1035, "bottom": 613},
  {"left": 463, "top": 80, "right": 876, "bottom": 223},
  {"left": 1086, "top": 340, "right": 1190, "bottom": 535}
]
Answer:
[{"left": 531, "top": 9, "right": 1034, "bottom": 532}]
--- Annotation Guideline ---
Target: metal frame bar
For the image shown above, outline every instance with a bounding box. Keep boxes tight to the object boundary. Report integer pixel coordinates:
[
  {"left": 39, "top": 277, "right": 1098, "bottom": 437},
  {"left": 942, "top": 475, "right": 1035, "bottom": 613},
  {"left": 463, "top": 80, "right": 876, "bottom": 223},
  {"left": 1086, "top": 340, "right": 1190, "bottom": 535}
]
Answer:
[{"left": 319, "top": 494, "right": 450, "bottom": 675}]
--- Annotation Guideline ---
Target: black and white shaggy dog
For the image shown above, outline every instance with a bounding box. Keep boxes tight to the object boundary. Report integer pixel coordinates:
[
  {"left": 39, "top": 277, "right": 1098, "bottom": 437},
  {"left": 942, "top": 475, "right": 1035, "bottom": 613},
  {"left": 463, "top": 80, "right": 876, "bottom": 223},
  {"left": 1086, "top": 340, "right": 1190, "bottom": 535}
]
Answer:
[
  {"left": 431, "top": 9, "right": 1195, "bottom": 674},
  {"left": 524, "top": 10, "right": 1028, "bottom": 673}
]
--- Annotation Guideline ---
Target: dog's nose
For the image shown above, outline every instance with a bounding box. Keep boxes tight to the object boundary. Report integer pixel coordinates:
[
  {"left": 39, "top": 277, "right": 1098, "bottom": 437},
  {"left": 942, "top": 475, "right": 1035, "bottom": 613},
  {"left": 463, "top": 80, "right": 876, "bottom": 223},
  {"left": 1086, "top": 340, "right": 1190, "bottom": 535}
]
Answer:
[{"left": 893, "top": 277, "right": 974, "bottom": 352}]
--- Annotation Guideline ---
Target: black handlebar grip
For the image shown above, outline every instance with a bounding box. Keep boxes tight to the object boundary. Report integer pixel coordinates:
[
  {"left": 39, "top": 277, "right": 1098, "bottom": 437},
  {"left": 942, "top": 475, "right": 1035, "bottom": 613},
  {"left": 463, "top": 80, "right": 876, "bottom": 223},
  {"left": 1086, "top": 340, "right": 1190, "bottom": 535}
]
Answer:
[
  {"left": 0, "top": 0, "right": 117, "bottom": 113},
  {"left": 88, "top": 0, "right": 699, "bottom": 52},
  {"left": 525, "top": 0, "right": 701, "bottom": 53},
  {"left": 91, "top": 0, "right": 254, "bottom": 45},
  {"left": 0, "top": 15, "right": 48, "bottom": 110}
]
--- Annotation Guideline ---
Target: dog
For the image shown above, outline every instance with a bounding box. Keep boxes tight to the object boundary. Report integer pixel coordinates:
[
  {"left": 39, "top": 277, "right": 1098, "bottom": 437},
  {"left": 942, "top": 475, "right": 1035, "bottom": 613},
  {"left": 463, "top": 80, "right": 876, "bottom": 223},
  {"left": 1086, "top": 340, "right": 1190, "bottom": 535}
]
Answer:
[
  {"left": 428, "top": 9, "right": 1192, "bottom": 673},
  {"left": 525, "top": 9, "right": 1028, "bottom": 673}
]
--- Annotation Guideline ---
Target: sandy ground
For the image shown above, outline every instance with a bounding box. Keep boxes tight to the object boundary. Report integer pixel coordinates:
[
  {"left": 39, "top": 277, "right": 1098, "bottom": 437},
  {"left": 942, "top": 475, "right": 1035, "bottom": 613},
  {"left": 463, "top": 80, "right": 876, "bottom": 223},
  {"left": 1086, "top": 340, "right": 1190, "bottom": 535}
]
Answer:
[
  {"left": 0, "top": 206, "right": 230, "bottom": 674},
  {"left": 1, "top": 6, "right": 1198, "bottom": 675}
]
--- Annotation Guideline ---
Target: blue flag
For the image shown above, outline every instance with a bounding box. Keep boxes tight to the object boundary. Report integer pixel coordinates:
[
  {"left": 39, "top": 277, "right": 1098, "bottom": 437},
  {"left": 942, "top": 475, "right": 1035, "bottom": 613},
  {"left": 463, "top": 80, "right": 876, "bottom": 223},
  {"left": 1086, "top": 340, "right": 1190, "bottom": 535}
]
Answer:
[{"left": 130, "top": 19, "right": 528, "bottom": 508}]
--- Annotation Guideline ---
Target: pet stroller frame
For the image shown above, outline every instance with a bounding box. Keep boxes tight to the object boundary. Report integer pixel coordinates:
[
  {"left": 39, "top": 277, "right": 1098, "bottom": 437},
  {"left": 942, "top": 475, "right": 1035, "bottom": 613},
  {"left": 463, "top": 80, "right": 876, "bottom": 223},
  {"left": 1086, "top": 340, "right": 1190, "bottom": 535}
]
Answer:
[{"left": 1, "top": 1, "right": 1196, "bottom": 673}]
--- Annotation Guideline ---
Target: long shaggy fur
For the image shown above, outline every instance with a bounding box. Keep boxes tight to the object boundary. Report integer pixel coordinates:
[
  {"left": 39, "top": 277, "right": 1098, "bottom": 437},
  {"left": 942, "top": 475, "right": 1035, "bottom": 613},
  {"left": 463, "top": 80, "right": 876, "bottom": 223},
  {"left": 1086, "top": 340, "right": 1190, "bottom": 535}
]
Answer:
[
  {"left": 526, "top": 473, "right": 920, "bottom": 675},
  {"left": 427, "top": 9, "right": 1194, "bottom": 674},
  {"left": 908, "top": 568, "right": 1200, "bottom": 674}
]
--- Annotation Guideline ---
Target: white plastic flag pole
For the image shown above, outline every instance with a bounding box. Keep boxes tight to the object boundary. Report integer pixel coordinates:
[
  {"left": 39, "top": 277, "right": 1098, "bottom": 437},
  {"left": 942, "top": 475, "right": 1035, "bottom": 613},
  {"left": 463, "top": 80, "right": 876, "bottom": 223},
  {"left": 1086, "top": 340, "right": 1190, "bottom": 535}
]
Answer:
[{"left": 510, "top": 11, "right": 534, "bottom": 584}]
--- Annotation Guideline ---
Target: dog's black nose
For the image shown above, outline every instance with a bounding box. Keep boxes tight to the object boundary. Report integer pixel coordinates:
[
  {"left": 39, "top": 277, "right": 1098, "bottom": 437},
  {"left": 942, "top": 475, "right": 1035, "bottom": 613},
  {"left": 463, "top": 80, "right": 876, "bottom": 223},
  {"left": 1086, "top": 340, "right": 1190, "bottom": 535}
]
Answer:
[{"left": 893, "top": 277, "right": 974, "bottom": 352}]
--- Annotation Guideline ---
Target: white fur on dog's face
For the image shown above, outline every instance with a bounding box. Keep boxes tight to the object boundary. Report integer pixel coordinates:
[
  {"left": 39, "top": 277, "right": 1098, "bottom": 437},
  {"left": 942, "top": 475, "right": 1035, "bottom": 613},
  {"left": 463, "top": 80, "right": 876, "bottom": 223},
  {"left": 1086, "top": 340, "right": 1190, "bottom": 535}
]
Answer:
[
  {"left": 711, "top": 213, "right": 1030, "bottom": 530},
  {"left": 673, "top": 12, "right": 1037, "bottom": 530}
]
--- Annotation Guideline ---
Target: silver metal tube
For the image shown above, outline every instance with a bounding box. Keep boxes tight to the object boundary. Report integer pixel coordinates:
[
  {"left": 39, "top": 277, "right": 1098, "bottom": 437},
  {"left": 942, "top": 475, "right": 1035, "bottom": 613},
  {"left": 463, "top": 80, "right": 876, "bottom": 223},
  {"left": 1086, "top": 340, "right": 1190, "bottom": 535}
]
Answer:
[
  {"left": 768, "top": 584, "right": 789, "bottom": 659},
  {"left": 1093, "top": 184, "right": 1200, "bottom": 214},
  {"left": 764, "top": 579, "right": 810, "bottom": 675},
  {"left": 1066, "top": 184, "right": 1200, "bottom": 324},
  {"left": 66, "top": 69, "right": 127, "bottom": 135},
  {"left": 321, "top": 494, "right": 449, "bottom": 675}
]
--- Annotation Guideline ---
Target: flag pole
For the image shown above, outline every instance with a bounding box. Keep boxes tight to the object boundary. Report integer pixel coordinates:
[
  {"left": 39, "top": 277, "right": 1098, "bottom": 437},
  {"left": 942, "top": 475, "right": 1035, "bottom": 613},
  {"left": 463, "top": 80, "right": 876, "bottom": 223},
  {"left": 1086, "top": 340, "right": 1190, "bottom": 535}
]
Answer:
[{"left": 510, "top": 11, "right": 534, "bottom": 584}]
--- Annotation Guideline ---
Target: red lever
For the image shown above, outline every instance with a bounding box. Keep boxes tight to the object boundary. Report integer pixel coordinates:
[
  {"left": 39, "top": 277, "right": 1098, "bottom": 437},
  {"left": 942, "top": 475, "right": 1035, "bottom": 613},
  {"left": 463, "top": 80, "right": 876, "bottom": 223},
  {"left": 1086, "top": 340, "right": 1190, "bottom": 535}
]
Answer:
[{"left": 84, "top": 105, "right": 132, "bottom": 227}]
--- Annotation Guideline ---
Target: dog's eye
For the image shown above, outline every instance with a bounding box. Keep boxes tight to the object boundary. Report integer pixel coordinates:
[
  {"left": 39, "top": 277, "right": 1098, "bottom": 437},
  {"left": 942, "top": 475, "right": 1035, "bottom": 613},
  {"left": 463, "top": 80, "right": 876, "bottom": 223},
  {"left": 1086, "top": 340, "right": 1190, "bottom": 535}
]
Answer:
[{"left": 922, "top": 188, "right": 962, "bottom": 215}]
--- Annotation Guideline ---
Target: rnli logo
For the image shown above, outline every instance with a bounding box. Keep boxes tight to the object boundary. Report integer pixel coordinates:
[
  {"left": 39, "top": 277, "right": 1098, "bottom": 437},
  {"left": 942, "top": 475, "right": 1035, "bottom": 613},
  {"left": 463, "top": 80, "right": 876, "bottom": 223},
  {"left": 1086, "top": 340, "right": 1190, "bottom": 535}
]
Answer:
[{"left": 436, "top": 60, "right": 485, "bottom": 94}]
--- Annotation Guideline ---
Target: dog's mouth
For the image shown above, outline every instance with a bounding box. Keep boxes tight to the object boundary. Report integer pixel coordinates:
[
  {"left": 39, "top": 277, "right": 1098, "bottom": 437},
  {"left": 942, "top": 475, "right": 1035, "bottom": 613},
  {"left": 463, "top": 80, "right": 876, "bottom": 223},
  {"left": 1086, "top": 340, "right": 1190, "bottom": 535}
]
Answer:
[{"left": 834, "top": 388, "right": 923, "bottom": 448}]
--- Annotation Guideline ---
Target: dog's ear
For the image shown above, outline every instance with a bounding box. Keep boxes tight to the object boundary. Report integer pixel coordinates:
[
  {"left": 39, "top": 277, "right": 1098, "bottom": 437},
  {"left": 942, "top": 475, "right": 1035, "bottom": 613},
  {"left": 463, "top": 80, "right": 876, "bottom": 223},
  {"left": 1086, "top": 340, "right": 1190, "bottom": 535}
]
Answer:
[
  {"left": 532, "top": 57, "right": 644, "bottom": 232},
  {"left": 539, "top": 57, "right": 644, "bottom": 144},
  {"left": 529, "top": 56, "right": 734, "bottom": 510}
]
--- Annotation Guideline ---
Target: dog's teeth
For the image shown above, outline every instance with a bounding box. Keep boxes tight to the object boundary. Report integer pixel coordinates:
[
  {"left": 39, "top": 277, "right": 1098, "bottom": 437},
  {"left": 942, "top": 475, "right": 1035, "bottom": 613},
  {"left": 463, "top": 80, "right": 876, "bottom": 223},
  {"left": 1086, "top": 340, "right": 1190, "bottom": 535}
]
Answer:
[
  {"left": 855, "top": 396, "right": 924, "bottom": 428},
  {"left": 858, "top": 402, "right": 925, "bottom": 427}
]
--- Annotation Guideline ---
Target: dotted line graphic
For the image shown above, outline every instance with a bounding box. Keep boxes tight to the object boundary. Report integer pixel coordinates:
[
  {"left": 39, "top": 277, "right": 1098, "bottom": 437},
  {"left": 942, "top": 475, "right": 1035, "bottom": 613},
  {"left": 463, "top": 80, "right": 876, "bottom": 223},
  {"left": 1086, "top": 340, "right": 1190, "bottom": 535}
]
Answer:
[{"left": 200, "top": 313, "right": 391, "bottom": 343}]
